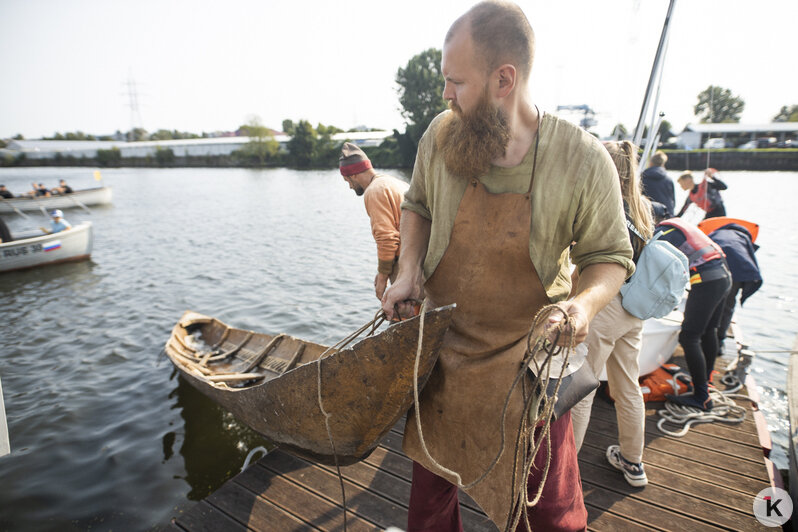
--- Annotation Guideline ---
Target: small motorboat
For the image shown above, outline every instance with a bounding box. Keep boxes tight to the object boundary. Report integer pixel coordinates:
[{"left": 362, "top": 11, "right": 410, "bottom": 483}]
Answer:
[
  {"left": 0, "top": 222, "right": 93, "bottom": 273},
  {"left": 163, "top": 307, "right": 454, "bottom": 465}
]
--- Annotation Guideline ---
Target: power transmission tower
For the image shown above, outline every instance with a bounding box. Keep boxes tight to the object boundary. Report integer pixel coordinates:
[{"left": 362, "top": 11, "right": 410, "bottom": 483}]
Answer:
[{"left": 123, "top": 75, "right": 145, "bottom": 139}]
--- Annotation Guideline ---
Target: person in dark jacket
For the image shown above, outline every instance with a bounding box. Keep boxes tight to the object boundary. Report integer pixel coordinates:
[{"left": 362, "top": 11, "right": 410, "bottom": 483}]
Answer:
[
  {"left": 641, "top": 151, "right": 675, "bottom": 217},
  {"left": 677, "top": 169, "right": 728, "bottom": 219},
  {"left": 656, "top": 218, "right": 732, "bottom": 410},
  {"left": 0, "top": 185, "right": 13, "bottom": 199},
  {"left": 709, "top": 223, "right": 762, "bottom": 349}
]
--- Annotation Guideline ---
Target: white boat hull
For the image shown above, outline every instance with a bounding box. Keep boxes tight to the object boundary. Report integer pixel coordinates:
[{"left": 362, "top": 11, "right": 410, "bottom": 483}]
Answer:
[
  {"left": 0, "top": 187, "right": 112, "bottom": 213},
  {"left": 0, "top": 222, "right": 93, "bottom": 272},
  {"left": 598, "top": 308, "right": 682, "bottom": 380}
]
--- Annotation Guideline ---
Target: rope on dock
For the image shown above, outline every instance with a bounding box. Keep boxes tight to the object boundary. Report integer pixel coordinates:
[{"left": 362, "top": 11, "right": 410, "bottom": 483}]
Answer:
[{"left": 656, "top": 388, "right": 749, "bottom": 437}]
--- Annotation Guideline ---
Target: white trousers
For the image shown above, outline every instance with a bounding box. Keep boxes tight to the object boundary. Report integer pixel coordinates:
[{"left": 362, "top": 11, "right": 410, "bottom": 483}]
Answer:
[{"left": 571, "top": 293, "right": 646, "bottom": 463}]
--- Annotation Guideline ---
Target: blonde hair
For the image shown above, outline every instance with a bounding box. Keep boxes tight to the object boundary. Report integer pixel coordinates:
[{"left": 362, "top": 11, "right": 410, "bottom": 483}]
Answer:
[
  {"left": 603, "top": 141, "right": 653, "bottom": 257},
  {"left": 650, "top": 151, "right": 668, "bottom": 166},
  {"left": 678, "top": 171, "right": 694, "bottom": 183}
]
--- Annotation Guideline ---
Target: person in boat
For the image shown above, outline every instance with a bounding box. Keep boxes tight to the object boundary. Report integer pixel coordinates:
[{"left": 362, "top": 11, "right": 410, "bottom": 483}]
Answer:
[
  {"left": 52, "top": 179, "right": 74, "bottom": 195},
  {"left": 0, "top": 185, "right": 13, "bottom": 199},
  {"left": 570, "top": 140, "right": 653, "bottom": 488},
  {"left": 708, "top": 223, "right": 762, "bottom": 353},
  {"left": 676, "top": 168, "right": 727, "bottom": 219},
  {"left": 339, "top": 142, "right": 409, "bottom": 300},
  {"left": 655, "top": 218, "right": 731, "bottom": 410},
  {"left": 381, "top": 2, "right": 634, "bottom": 529},
  {"left": 641, "top": 150, "right": 675, "bottom": 217},
  {"left": 42, "top": 209, "right": 72, "bottom": 234}
]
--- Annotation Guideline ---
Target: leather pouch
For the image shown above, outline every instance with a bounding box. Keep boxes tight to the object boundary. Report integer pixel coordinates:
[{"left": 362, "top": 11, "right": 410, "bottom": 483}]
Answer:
[{"left": 529, "top": 363, "right": 600, "bottom": 421}]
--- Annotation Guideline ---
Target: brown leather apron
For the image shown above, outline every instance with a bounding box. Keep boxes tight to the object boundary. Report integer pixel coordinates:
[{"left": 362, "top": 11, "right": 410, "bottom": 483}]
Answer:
[{"left": 402, "top": 151, "right": 554, "bottom": 527}]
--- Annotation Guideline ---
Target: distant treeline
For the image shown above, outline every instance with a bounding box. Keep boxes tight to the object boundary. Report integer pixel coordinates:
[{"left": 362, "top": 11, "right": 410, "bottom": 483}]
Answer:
[{"left": 7, "top": 146, "right": 798, "bottom": 171}]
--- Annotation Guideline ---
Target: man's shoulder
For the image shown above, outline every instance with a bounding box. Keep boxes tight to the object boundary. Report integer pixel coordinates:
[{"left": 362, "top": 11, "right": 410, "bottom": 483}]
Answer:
[
  {"left": 373, "top": 174, "right": 409, "bottom": 189},
  {"left": 641, "top": 166, "right": 668, "bottom": 180},
  {"left": 544, "top": 114, "right": 605, "bottom": 160},
  {"left": 418, "top": 110, "right": 452, "bottom": 149}
]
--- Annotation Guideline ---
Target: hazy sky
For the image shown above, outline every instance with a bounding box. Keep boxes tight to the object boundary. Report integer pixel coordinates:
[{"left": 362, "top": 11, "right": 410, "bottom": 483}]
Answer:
[{"left": 1, "top": 0, "right": 795, "bottom": 139}]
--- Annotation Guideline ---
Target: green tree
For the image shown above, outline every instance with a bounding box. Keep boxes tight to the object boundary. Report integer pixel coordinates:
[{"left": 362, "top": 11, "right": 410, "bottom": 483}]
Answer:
[
  {"left": 150, "top": 129, "right": 175, "bottom": 140},
  {"left": 241, "top": 115, "right": 279, "bottom": 165},
  {"left": 127, "top": 128, "right": 148, "bottom": 141},
  {"left": 396, "top": 48, "right": 448, "bottom": 165},
  {"left": 96, "top": 147, "right": 122, "bottom": 167},
  {"left": 282, "top": 119, "right": 295, "bottom": 135},
  {"left": 287, "top": 120, "right": 317, "bottom": 167},
  {"left": 694, "top": 85, "right": 744, "bottom": 123},
  {"left": 154, "top": 147, "right": 175, "bottom": 165},
  {"left": 773, "top": 105, "right": 798, "bottom": 122},
  {"left": 610, "top": 123, "right": 627, "bottom": 140},
  {"left": 658, "top": 119, "right": 673, "bottom": 139},
  {"left": 314, "top": 123, "right": 341, "bottom": 166}
]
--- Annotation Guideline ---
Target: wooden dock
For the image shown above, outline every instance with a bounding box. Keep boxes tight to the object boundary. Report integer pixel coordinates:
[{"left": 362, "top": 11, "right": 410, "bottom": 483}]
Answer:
[{"left": 169, "top": 371, "right": 775, "bottom": 531}]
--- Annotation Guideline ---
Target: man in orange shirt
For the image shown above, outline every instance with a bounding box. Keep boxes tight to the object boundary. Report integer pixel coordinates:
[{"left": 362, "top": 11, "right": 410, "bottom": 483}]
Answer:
[{"left": 340, "top": 142, "right": 409, "bottom": 299}]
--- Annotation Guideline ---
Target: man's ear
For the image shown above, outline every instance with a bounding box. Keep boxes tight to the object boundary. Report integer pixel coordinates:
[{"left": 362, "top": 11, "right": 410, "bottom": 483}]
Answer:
[{"left": 495, "top": 64, "right": 517, "bottom": 98}]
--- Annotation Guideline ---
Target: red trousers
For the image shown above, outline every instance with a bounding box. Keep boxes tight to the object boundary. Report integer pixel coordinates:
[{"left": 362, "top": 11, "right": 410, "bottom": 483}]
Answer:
[{"left": 407, "top": 412, "right": 587, "bottom": 532}]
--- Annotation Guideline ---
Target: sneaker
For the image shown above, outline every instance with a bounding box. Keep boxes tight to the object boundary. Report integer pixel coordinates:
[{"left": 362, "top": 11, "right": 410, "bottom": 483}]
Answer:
[
  {"left": 665, "top": 393, "right": 713, "bottom": 411},
  {"left": 606, "top": 445, "right": 648, "bottom": 487}
]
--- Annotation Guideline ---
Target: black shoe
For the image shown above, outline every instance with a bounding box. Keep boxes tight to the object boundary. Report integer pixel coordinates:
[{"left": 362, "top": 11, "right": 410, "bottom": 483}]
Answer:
[{"left": 665, "top": 393, "right": 713, "bottom": 411}]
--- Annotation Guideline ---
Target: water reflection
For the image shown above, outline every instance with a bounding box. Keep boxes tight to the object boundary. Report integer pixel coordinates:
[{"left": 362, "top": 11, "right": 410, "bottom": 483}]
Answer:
[{"left": 171, "top": 376, "right": 272, "bottom": 500}]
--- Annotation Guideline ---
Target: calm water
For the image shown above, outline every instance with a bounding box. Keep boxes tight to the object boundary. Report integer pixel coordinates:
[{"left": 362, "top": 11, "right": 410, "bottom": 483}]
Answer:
[{"left": 0, "top": 166, "right": 795, "bottom": 530}]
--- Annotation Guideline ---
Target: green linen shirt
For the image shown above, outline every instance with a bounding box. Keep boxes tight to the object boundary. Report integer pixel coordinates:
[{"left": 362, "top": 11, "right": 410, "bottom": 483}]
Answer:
[{"left": 402, "top": 111, "right": 635, "bottom": 303}]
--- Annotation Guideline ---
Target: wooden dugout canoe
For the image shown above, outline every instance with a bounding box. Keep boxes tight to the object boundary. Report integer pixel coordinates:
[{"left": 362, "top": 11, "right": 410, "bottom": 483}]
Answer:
[{"left": 164, "top": 307, "right": 453, "bottom": 465}]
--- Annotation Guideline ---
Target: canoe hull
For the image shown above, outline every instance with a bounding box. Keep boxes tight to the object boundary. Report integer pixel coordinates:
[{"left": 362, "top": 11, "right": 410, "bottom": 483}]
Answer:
[
  {"left": 0, "top": 222, "right": 93, "bottom": 273},
  {"left": 165, "top": 307, "right": 453, "bottom": 465},
  {"left": 0, "top": 187, "right": 112, "bottom": 213}
]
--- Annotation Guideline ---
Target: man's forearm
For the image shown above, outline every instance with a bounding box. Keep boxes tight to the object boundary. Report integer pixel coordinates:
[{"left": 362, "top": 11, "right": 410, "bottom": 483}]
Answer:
[{"left": 572, "top": 263, "right": 626, "bottom": 322}]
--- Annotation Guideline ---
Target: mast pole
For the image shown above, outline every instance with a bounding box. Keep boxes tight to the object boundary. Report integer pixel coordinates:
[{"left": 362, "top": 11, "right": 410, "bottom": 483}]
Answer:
[{"left": 633, "top": 0, "right": 677, "bottom": 148}]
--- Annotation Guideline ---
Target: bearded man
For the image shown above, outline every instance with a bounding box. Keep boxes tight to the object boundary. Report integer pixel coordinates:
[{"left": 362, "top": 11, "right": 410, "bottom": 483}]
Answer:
[{"left": 381, "top": 2, "right": 634, "bottom": 531}]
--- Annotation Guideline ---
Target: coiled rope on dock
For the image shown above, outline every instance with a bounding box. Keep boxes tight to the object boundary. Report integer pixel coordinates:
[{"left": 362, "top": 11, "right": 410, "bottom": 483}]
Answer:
[{"left": 656, "top": 388, "right": 749, "bottom": 437}]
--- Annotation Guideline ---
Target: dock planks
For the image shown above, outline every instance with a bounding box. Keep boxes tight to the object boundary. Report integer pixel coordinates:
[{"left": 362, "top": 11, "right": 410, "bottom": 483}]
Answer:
[{"left": 171, "top": 360, "right": 774, "bottom": 531}]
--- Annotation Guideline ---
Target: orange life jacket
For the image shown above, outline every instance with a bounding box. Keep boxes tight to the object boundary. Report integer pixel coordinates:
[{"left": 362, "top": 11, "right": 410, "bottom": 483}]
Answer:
[
  {"left": 603, "top": 364, "right": 691, "bottom": 403},
  {"left": 658, "top": 217, "right": 724, "bottom": 269},
  {"left": 689, "top": 178, "right": 713, "bottom": 211}
]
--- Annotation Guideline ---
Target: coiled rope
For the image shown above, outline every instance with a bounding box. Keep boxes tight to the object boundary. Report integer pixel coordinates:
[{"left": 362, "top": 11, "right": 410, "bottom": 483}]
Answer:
[{"left": 656, "top": 387, "right": 749, "bottom": 437}]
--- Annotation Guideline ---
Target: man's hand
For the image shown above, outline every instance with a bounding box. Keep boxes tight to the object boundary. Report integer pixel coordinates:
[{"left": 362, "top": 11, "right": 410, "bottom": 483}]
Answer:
[
  {"left": 381, "top": 270, "right": 424, "bottom": 320},
  {"left": 374, "top": 273, "right": 389, "bottom": 300},
  {"left": 546, "top": 262, "right": 626, "bottom": 346},
  {"left": 541, "top": 300, "right": 591, "bottom": 346}
]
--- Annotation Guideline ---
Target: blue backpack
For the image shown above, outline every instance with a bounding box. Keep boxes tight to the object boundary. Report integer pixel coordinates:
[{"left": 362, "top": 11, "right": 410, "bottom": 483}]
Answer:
[{"left": 619, "top": 220, "right": 689, "bottom": 320}]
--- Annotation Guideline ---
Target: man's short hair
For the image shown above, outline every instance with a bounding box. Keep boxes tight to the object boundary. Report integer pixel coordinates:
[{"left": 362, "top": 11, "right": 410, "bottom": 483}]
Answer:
[
  {"left": 446, "top": 1, "right": 535, "bottom": 81},
  {"left": 678, "top": 171, "right": 693, "bottom": 182},
  {"left": 650, "top": 151, "right": 668, "bottom": 166}
]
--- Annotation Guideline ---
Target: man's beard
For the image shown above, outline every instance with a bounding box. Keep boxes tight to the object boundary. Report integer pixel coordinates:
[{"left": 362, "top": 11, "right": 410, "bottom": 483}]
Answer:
[
  {"left": 436, "top": 88, "right": 511, "bottom": 180},
  {"left": 354, "top": 186, "right": 365, "bottom": 196}
]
